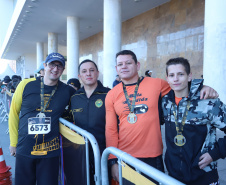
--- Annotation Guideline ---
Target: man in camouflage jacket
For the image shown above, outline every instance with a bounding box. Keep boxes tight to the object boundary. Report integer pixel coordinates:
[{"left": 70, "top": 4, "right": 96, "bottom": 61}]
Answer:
[{"left": 162, "top": 79, "right": 226, "bottom": 184}]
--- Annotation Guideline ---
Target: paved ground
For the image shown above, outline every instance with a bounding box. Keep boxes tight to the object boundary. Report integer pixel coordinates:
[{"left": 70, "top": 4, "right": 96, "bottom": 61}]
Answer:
[
  {"left": 0, "top": 117, "right": 15, "bottom": 184},
  {"left": 0, "top": 112, "right": 226, "bottom": 184}
]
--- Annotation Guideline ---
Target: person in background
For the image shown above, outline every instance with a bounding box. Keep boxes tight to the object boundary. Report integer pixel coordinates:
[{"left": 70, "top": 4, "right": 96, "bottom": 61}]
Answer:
[
  {"left": 162, "top": 57, "right": 226, "bottom": 185},
  {"left": 145, "top": 70, "right": 152, "bottom": 77},
  {"left": 1, "top": 75, "right": 11, "bottom": 93},
  {"left": 67, "top": 78, "right": 81, "bottom": 91},
  {"left": 112, "top": 74, "right": 121, "bottom": 88},
  {"left": 35, "top": 61, "right": 45, "bottom": 77},
  {"left": 8, "top": 52, "right": 75, "bottom": 185},
  {"left": 7, "top": 75, "right": 21, "bottom": 93}
]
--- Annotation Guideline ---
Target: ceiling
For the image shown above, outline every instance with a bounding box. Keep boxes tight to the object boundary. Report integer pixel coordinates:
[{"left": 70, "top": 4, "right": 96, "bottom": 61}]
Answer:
[{"left": 2, "top": 0, "right": 169, "bottom": 60}]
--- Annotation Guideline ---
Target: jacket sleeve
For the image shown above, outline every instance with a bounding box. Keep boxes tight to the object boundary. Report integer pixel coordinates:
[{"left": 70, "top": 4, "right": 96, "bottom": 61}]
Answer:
[
  {"left": 8, "top": 80, "right": 25, "bottom": 147},
  {"left": 105, "top": 90, "right": 118, "bottom": 159},
  {"left": 208, "top": 99, "right": 226, "bottom": 161}
]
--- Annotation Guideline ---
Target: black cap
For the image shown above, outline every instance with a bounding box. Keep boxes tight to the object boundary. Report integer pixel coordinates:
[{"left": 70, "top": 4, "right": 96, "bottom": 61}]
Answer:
[
  {"left": 67, "top": 78, "right": 81, "bottom": 89},
  {"left": 12, "top": 75, "right": 18, "bottom": 80},
  {"left": 3, "top": 75, "right": 11, "bottom": 84}
]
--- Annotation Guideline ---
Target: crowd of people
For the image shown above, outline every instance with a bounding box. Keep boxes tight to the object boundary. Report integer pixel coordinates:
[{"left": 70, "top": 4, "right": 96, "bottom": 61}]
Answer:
[
  {"left": 0, "top": 75, "right": 22, "bottom": 94},
  {"left": 4, "top": 50, "right": 225, "bottom": 185}
]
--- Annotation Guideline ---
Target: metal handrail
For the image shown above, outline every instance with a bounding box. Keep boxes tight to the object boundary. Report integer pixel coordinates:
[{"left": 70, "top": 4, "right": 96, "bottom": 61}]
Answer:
[
  {"left": 101, "top": 147, "right": 185, "bottom": 185},
  {"left": 59, "top": 117, "right": 101, "bottom": 185}
]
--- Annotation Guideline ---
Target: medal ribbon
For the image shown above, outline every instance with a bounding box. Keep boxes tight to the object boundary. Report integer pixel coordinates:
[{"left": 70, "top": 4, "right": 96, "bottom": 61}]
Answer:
[
  {"left": 122, "top": 77, "right": 141, "bottom": 114},
  {"left": 40, "top": 77, "right": 58, "bottom": 113},
  {"left": 173, "top": 101, "right": 191, "bottom": 135}
]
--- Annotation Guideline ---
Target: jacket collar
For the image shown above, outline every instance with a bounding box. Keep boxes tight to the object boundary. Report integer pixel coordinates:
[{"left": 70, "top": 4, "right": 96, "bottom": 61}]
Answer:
[{"left": 76, "top": 80, "right": 105, "bottom": 94}]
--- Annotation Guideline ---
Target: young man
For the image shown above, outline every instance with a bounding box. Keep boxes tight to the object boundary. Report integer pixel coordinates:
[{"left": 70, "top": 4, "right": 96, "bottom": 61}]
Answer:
[
  {"left": 105, "top": 50, "right": 218, "bottom": 183},
  {"left": 65, "top": 59, "right": 110, "bottom": 185},
  {"left": 8, "top": 52, "right": 75, "bottom": 185},
  {"left": 162, "top": 57, "right": 226, "bottom": 185}
]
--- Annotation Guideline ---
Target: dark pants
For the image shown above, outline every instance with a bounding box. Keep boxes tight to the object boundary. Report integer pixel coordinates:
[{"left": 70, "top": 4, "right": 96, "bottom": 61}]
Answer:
[
  {"left": 138, "top": 155, "right": 165, "bottom": 173},
  {"left": 15, "top": 154, "right": 59, "bottom": 185},
  {"left": 137, "top": 155, "right": 164, "bottom": 184}
]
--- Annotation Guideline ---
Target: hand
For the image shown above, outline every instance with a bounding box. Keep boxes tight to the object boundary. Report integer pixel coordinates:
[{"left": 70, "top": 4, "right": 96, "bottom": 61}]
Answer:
[
  {"left": 200, "top": 85, "right": 219, "bottom": 99},
  {"left": 9, "top": 146, "right": 16, "bottom": 157},
  {"left": 199, "top": 153, "right": 213, "bottom": 169},
  {"left": 111, "top": 163, "right": 119, "bottom": 182}
]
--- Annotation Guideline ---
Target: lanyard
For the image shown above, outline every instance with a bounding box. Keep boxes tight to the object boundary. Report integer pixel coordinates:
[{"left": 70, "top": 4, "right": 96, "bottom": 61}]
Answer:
[
  {"left": 122, "top": 77, "right": 141, "bottom": 113},
  {"left": 40, "top": 77, "right": 58, "bottom": 113},
  {"left": 173, "top": 101, "right": 191, "bottom": 135}
]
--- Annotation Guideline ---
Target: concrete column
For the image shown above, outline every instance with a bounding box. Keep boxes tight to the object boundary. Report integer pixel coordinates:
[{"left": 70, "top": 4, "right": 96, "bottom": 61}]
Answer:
[
  {"left": 67, "top": 16, "right": 79, "bottom": 79},
  {"left": 203, "top": 0, "right": 226, "bottom": 103},
  {"left": 36, "top": 42, "right": 44, "bottom": 68},
  {"left": 48, "top": 32, "right": 58, "bottom": 54},
  {"left": 103, "top": 0, "right": 121, "bottom": 88}
]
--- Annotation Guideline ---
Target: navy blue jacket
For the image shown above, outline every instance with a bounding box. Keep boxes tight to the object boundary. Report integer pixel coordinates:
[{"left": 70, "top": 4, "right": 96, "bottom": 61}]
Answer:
[{"left": 70, "top": 81, "right": 110, "bottom": 154}]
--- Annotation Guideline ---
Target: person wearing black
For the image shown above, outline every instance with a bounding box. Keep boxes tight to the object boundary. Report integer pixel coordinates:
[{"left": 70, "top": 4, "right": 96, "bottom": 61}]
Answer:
[
  {"left": 65, "top": 59, "right": 110, "bottom": 185},
  {"left": 8, "top": 52, "right": 75, "bottom": 185},
  {"left": 67, "top": 78, "right": 81, "bottom": 91},
  {"left": 7, "top": 75, "right": 21, "bottom": 93},
  {"left": 112, "top": 74, "right": 121, "bottom": 87}
]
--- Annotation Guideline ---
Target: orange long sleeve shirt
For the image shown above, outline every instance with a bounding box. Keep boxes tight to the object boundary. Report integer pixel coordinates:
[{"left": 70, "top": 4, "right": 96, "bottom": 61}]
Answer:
[{"left": 105, "top": 77, "right": 171, "bottom": 159}]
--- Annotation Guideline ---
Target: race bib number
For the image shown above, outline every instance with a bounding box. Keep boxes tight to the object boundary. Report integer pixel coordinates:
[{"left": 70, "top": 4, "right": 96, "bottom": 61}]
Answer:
[{"left": 28, "top": 117, "right": 51, "bottom": 135}]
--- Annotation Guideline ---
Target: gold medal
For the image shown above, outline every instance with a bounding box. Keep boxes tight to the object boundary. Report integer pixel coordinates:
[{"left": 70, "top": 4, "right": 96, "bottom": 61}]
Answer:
[
  {"left": 174, "top": 134, "right": 186, "bottom": 146},
  {"left": 173, "top": 101, "right": 190, "bottom": 147},
  {"left": 127, "top": 112, "right": 137, "bottom": 124}
]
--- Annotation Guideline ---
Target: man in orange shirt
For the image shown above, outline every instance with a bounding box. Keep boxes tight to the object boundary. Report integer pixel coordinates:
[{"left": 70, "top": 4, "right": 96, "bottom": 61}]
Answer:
[{"left": 105, "top": 50, "right": 218, "bottom": 183}]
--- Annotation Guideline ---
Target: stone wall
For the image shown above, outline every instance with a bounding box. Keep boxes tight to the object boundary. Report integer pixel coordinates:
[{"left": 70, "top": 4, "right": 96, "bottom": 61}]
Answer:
[{"left": 79, "top": 0, "right": 205, "bottom": 81}]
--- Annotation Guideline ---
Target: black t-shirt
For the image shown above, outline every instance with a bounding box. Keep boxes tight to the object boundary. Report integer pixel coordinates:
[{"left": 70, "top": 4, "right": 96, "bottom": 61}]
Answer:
[{"left": 16, "top": 77, "right": 75, "bottom": 158}]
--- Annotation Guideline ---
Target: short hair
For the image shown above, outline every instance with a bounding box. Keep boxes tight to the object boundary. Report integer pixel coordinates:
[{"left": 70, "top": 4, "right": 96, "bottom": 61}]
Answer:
[
  {"left": 166, "top": 57, "right": 190, "bottom": 76},
  {"left": 116, "top": 50, "right": 138, "bottom": 64},
  {"left": 78, "top": 59, "right": 98, "bottom": 73}
]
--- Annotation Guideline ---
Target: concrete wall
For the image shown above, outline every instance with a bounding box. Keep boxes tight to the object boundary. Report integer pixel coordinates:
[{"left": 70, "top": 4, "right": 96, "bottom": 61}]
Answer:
[{"left": 79, "top": 0, "right": 205, "bottom": 82}]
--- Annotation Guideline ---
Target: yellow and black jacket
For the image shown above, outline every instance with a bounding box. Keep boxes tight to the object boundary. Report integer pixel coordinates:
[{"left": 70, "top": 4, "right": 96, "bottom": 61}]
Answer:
[{"left": 8, "top": 77, "right": 75, "bottom": 158}]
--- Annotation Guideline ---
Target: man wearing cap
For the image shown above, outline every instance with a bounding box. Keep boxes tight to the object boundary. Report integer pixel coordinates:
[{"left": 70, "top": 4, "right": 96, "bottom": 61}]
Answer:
[
  {"left": 1, "top": 75, "right": 11, "bottom": 93},
  {"left": 7, "top": 75, "right": 20, "bottom": 93},
  {"left": 67, "top": 78, "right": 81, "bottom": 91},
  {"left": 35, "top": 61, "right": 45, "bottom": 77},
  {"left": 145, "top": 70, "right": 152, "bottom": 77},
  {"left": 8, "top": 52, "right": 75, "bottom": 185}
]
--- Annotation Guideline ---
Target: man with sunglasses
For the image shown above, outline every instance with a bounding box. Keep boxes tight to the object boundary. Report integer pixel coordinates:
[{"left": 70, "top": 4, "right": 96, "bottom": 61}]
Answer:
[{"left": 8, "top": 52, "right": 75, "bottom": 185}]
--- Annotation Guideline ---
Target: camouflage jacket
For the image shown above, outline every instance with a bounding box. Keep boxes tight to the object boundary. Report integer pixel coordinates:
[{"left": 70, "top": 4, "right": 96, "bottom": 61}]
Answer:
[{"left": 162, "top": 79, "right": 226, "bottom": 183}]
